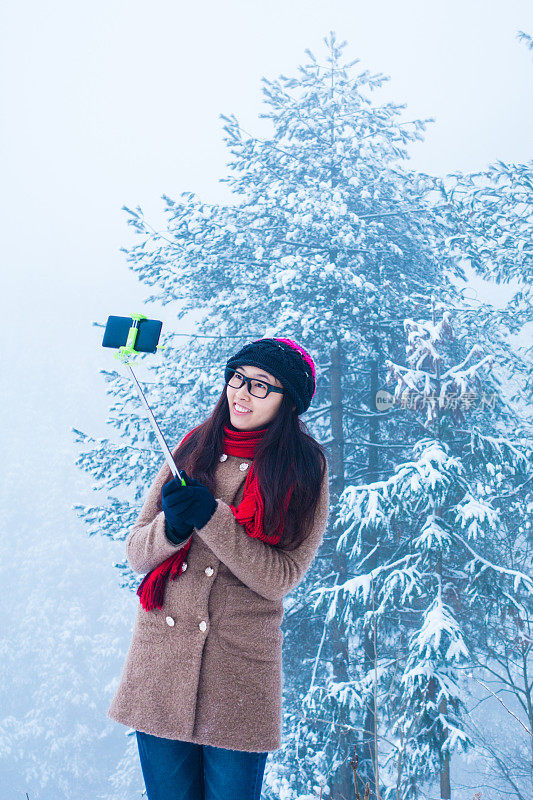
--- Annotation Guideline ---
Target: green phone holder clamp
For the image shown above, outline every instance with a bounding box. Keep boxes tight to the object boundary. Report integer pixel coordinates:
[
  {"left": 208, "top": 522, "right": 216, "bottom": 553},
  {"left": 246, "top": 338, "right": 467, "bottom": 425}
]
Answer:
[{"left": 114, "top": 312, "right": 166, "bottom": 364}]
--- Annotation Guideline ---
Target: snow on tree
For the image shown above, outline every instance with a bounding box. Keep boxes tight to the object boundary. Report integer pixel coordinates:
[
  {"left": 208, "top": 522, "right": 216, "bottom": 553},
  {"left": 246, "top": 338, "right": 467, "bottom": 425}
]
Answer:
[
  {"left": 309, "top": 303, "right": 532, "bottom": 799},
  {"left": 73, "top": 33, "right": 459, "bottom": 798},
  {"left": 435, "top": 28, "right": 533, "bottom": 420},
  {"left": 73, "top": 32, "right": 531, "bottom": 800},
  {"left": 435, "top": 158, "right": 533, "bottom": 431}
]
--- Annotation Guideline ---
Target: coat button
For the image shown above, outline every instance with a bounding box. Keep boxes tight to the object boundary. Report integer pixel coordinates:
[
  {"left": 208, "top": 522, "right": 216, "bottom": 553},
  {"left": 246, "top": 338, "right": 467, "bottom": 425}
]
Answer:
[
  {"left": 181, "top": 562, "right": 187, "bottom": 571},
  {"left": 219, "top": 453, "right": 228, "bottom": 461},
  {"left": 199, "top": 620, "right": 207, "bottom": 632},
  {"left": 166, "top": 616, "right": 175, "bottom": 627},
  {"left": 204, "top": 567, "right": 214, "bottom": 576},
  {"left": 239, "top": 462, "right": 249, "bottom": 471}
]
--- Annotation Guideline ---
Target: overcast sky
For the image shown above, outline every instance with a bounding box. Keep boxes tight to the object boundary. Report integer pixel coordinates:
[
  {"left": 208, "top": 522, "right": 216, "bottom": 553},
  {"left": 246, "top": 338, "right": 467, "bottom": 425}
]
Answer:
[{"left": 2, "top": 0, "right": 532, "bottom": 289}]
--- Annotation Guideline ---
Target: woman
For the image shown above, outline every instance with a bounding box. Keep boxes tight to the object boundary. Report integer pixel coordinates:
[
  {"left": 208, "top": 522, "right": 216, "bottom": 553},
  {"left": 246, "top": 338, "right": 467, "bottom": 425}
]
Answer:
[{"left": 107, "top": 337, "right": 330, "bottom": 800}]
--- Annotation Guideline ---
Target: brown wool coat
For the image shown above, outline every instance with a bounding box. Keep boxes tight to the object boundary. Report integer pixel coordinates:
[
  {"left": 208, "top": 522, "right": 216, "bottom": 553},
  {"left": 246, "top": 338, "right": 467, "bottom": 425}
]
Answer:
[{"left": 107, "top": 443, "right": 330, "bottom": 752}]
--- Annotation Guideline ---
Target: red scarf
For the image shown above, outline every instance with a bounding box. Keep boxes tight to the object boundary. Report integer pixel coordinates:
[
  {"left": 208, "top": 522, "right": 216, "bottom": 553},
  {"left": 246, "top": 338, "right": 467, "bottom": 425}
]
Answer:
[{"left": 137, "top": 424, "right": 293, "bottom": 611}]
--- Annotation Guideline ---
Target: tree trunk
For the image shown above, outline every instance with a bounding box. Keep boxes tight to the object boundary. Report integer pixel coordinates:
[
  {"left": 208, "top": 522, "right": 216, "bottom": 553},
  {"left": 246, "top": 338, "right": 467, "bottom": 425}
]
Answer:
[
  {"left": 362, "top": 357, "right": 381, "bottom": 796},
  {"left": 439, "top": 694, "right": 451, "bottom": 800},
  {"left": 327, "top": 338, "right": 356, "bottom": 800},
  {"left": 330, "top": 338, "right": 345, "bottom": 497}
]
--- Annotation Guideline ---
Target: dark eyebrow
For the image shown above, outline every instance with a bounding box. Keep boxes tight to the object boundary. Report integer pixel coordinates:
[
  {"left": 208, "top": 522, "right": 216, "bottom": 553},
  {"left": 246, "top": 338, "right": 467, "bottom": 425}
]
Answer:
[{"left": 237, "top": 368, "right": 274, "bottom": 383}]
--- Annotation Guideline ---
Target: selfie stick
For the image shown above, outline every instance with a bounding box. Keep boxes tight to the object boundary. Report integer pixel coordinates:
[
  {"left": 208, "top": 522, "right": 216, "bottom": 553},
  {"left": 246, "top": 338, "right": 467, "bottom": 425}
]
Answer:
[{"left": 113, "top": 313, "right": 186, "bottom": 486}]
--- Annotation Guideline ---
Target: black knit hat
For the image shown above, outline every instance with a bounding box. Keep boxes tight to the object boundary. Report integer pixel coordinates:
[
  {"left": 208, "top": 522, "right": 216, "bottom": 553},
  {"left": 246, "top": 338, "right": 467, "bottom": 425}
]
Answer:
[{"left": 225, "top": 337, "right": 316, "bottom": 415}]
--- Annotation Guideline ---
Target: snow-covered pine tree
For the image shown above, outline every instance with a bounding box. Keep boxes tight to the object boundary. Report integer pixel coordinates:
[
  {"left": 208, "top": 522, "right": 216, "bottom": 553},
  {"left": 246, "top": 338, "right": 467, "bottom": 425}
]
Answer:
[
  {"left": 436, "top": 158, "right": 533, "bottom": 427},
  {"left": 416, "top": 32, "right": 533, "bottom": 793},
  {"left": 75, "top": 33, "right": 465, "bottom": 799},
  {"left": 436, "top": 28, "right": 533, "bottom": 423},
  {"left": 458, "top": 428, "right": 533, "bottom": 799},
  {"left": 310, "top": 302, "right": 532, "bottom": 799},
  {"left": 442, "top": 159, "right": 532, "bottom": 326}
]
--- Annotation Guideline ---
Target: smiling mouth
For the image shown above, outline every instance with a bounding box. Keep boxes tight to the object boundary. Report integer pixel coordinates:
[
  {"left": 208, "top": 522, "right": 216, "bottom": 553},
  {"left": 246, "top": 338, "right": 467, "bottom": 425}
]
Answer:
[{"left": 233, "top": 402, "right": 252, "bottom": 413}]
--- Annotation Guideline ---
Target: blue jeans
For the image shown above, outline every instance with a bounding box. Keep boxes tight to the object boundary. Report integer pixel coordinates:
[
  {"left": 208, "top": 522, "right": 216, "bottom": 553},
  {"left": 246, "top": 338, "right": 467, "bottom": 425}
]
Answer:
[{"left": 135, "top": 730, "right": 269, "bottom": 800}]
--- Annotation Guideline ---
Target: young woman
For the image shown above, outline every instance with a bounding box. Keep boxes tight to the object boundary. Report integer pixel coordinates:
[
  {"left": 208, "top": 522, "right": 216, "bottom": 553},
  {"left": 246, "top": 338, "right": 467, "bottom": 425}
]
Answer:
[{"left": 107, "top": 337, "right": 330, "bottom": 800}]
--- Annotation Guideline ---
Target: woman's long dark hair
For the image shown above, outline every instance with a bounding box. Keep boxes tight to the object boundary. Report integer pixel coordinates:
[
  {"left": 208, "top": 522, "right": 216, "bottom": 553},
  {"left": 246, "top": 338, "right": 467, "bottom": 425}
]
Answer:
[{"left": 171, "top": 384, "right": 328, "bottom": 551}]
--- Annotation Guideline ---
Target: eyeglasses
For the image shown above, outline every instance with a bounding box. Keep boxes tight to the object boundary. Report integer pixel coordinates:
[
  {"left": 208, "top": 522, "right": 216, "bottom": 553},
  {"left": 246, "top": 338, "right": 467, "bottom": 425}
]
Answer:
[{"left": 225, "top": 368, "right": 285, "bottom": 399}]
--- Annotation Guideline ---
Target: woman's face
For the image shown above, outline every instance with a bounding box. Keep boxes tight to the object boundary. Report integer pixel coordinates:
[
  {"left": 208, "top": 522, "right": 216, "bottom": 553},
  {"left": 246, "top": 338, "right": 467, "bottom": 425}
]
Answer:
[{"left": 226, "top": 364, "right": 287, "bottom": 430}]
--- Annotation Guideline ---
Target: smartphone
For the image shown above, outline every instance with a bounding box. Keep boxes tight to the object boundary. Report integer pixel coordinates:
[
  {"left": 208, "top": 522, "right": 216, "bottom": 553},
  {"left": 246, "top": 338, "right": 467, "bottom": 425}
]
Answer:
[{"left": 102, "top": 315, "right": 162, "bottom": 353}]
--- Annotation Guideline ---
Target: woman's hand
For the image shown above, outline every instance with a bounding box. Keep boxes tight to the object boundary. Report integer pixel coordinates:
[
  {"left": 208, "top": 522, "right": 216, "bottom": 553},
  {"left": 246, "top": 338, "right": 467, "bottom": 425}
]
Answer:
[
  {"left": 161, "top": 471, "right": 218, "bottom": 532},
  {"left": 161, "top": 476, "right": 195, "bottom": 541}
]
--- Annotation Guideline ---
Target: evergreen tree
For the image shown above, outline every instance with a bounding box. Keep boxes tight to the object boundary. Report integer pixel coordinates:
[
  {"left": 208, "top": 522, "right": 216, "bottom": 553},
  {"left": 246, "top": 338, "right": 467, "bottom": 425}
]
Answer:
[
  {"left": 437, "top": 158, "right": 533, "bottom": 421},
  {"left": 437, "top": 29, "right": 533, "bottom": 418},
  {"left": 317, "top": 303, "right": 532, "bottom": 798},
  {"left": 76, "top": 33, "right": 475, "bottom": 798}
]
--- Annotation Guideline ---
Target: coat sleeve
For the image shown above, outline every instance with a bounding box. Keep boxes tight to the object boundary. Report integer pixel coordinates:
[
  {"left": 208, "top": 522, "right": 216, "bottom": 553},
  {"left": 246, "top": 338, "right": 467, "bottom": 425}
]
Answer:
[
  {"left": 194, "top": 461, "right": 330, "bottom": 601},
  {"left": 126, "top": 445, "right": 192, "bottom": 574}
]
